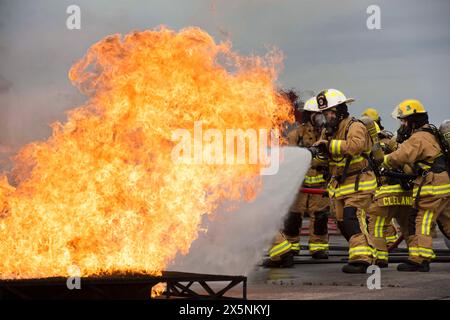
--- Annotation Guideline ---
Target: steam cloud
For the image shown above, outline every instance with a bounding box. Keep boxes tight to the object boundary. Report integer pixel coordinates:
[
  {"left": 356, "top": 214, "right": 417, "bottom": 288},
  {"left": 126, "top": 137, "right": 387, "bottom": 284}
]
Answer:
[{"left": 170, "top": 147, "right": 311, "bottom": 276}]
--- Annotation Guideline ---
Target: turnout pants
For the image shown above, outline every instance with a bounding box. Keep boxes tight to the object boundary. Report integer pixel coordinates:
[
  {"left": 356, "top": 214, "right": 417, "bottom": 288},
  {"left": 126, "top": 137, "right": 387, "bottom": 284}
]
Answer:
[
  {"left": 367, "top": 204, "right": 411, "bottom": 263},
  {"left": 333, "top": 192, "right": 377, "bottom": 265},
  {"left": 407, "top": 196, "right": 450, "bottom": 263},
  {"left": 268, "top": 191, "right": 329, "bottom": 261}
]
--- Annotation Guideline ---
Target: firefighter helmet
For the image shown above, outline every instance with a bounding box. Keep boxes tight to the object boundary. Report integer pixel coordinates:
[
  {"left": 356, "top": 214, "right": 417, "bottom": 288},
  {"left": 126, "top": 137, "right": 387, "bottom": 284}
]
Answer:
[
  {"left": 303, "top": 97, "right": 320, "bottom": 112},
  {"left": 316, "top": 89, "right": 355, "bottom": 111},
  {"left": 362, "top": 108, "right": 380, "bottom": 122},
  {"left": 392, "top": 99, "right": 427, "bottom": 119},
  {"left": 439, "top": 119, "right": 450, "bottom": 150}
]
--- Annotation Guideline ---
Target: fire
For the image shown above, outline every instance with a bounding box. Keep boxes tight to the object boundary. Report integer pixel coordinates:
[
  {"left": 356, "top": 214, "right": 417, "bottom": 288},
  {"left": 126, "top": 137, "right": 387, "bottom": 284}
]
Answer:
[
  {"left": 151, "top": 283, "right": 167, "bottom": 298},
  {"left": 0, "top": 26, "right": 292, "bottom": 279}
]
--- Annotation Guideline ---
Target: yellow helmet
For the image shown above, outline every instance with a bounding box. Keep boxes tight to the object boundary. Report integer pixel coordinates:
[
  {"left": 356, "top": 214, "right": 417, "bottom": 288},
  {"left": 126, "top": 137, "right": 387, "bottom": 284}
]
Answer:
[
  {"left": 392, "top": 99, "right": 427, "bottom": 119},
  {"left": 362, "top": 108, "right": 380, "bottom": 122}
]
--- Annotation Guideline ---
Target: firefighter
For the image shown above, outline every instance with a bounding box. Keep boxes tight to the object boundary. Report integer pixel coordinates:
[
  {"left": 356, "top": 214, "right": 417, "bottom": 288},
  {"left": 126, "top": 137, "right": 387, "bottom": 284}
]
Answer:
[
  {"left": 383, "top": 100, "right": 450, "bottom": 272},
  {"left": 263, "top": 97, "right": 330, "bottom": 268},
  {"left": 361, "top": 109, "right": 411, "bottom": 257},
  {"left": 362, "top": 108, "right": 385, "bottom": 131},
  {"left": 363, "top": 108, "right": 398, "bottom": 246},
  {"left": 364, "top": 122, "right": 412, "bottom": 267},
  {"left": 312, "top": 89, "right": 379, "bottom": 273}
]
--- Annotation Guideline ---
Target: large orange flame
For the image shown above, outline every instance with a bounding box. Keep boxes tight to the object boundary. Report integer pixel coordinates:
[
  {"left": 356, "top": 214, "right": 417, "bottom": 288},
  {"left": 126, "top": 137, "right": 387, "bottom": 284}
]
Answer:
[{"left": 0, "top": 26, "right": 292, "bottom": 279}]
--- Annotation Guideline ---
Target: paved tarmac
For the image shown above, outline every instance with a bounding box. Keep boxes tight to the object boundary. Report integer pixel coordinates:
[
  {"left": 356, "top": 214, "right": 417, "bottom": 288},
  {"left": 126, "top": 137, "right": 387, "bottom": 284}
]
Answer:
[
  {"left": 243, "top": 232, "right": 450, "bottom": 300},
  {"left": 212, "top": 218, "right": 450, "bottom": 300}
]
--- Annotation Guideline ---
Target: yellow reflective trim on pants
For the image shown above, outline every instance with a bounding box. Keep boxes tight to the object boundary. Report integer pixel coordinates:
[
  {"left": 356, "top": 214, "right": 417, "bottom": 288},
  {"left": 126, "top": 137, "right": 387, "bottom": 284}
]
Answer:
[
  {"left": 426, "top": 211, "right": 434, "bottom": 236},
  {"left": 349, "top": 246, "right": 376, "bottom": 253},
  {"left": 413, "top": 184, "right": 450, "bottom": 197},
  {"left": 421, "top": 210, "right": 434, "bottom": 236},
  {"left": 374, "top": 216, "right": 386, "bottom": 238},
  {"left": 360, "top": 209, "right": 370, "bottom": 239},
  {"left": 376, "top": 250, "right": 389, "bottom": 261},
  {"left": 385, "top": 235, "right": 399, "bottom": 243},
  {"left": 348, "top": 246, "right": 376, "bottom": 259},
  {"left": 374, "top": 216, "right": 380, "bottom": 237},
  {"left": 349, "top": 251, "right": 374, "bottom": 259},
  {"left": 269, "top": 240, "right": 292, "bottom": 258},
  {"left": 409, "top": 247, "right": 436, "bottom": 259},
  {"left": 309, "top": 243, "right": 329, "bottom": 247},
  {"left": 309, "top": 243, "right": 329, "bottom": 252},
  {"left": 328, "top": 179, "right": 378, "bottom": 197}
]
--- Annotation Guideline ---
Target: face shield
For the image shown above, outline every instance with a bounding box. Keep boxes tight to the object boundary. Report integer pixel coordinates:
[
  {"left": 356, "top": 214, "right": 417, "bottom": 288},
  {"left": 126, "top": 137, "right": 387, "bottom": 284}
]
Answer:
[
  {"left": 311, "top": 112, "right": 325, "bottom": 128},
  {"left": 391, "top": 105, "right": 403, "bottom": 120}
]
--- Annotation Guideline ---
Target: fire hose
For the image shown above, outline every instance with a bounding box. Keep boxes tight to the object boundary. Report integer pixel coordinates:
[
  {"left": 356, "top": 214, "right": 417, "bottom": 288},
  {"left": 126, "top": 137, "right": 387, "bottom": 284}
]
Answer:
[{"left": 299, "top": 187, "right": 328, "bottom": 196}]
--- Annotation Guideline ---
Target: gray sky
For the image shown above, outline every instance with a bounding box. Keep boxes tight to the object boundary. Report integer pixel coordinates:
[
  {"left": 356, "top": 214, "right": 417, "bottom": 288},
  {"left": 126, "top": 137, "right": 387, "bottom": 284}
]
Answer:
[{"left": 1, "top": 0, "right": 450, "bottom": 148}]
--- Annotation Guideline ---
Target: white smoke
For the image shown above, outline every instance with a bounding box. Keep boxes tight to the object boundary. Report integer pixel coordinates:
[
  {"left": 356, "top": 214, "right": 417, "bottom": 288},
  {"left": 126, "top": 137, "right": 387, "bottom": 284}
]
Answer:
[{"left": 170, "top": 146, "right": 311, "bottom": 276}]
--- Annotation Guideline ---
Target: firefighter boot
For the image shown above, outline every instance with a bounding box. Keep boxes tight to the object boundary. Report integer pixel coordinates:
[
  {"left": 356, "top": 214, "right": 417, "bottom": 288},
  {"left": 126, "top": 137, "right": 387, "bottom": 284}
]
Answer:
[
  {"left": 262, "top": 252, "right": 294, "bottom": 268},
  {"left": 342, "top": 261, "right": 370, "bottom": 274},
  {"left": 376, "top": 260, "right": 389, "bottom": 268},
  {"left": 312, "top": 251, "right": 329, "bottom": 260},
  {"left": 397, "top": 260, "right": 430, "bottom": 272}
]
